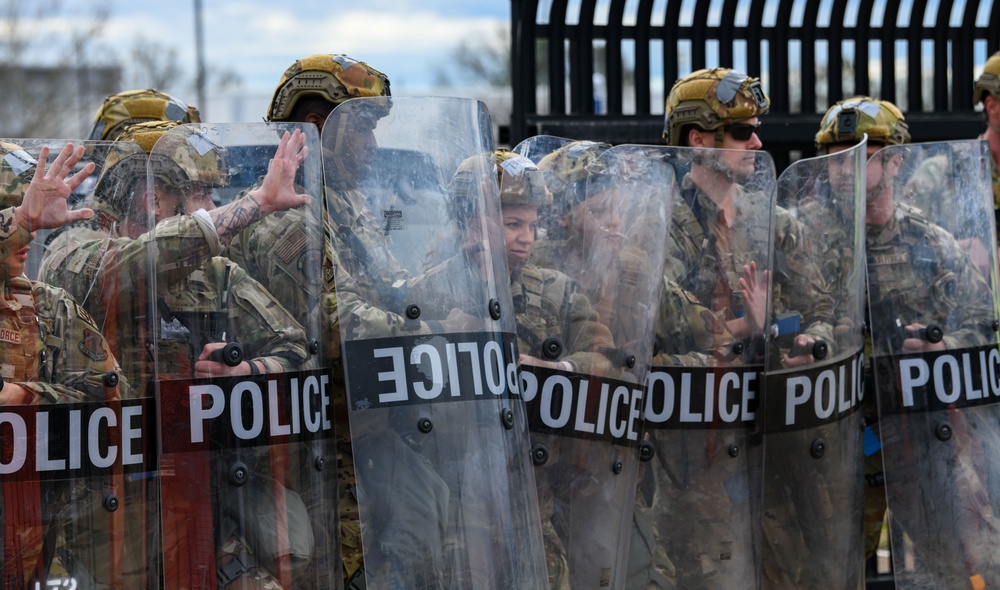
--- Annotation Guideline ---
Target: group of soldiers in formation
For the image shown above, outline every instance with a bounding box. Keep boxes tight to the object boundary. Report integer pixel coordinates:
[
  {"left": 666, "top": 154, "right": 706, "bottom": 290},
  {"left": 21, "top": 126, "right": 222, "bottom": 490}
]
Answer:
[{"left": 2, "top": 46, "right": 1000, "bottom": 590}]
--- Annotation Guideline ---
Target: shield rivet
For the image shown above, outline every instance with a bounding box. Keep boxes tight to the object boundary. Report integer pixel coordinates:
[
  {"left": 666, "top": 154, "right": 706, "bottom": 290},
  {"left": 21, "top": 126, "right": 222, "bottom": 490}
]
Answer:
[
  {"left": 728, "top": 444, "right": 739, "bottom": 458},
  {"left": 489, "top": 299, "right": 502, "bottom": 320},
  {"left": 501, "top": 408, "right": 514, "bottom": 430},
  {"left": 314, "top": 456, "right": 325, "bottom": 471},
  {"left": 810, "top": 439, "right": 826, "bottom": 459},
  {"left": 405, "top": 304, "right": 421, "bottom": 320},
  {"left": 639, "top": 441, "right": 655, "bottom": 462},
  {"left": 229, "top": 462, "right": 249, "bottom": 486},
  {"left": 103, "top": 495, "right": 119, "bottom": 512},
  {"left": 418, "top": 418, "right": 433, "bottom": 433},
  {"left": 532, "top": 444, "right": 549, "bottom": 465},
  {"left": 612, "top": 460, "right": 623, "bottom": 475},
  {"left": 935, "top": 422, "right": 953, "bottom": 441}
]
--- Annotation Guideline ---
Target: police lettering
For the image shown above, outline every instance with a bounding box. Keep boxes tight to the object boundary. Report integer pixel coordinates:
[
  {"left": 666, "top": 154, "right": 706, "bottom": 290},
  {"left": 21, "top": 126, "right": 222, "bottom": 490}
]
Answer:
[
  {"left": 188, "top": 373, "right": 332, "bottom": 444},
  {"left": 891, "top": 345, "right": 1000, "bottom": 412},
  {"left": 344, "top": 333, "right": 520, "bottom": 410},
  {"left": 521, "top": 367, "right": 643, "bottom": 445},
  {"left": 0, "top": 399, "right": 150, "bottom": 479},
  {"left": 773, "top": 351, "right": 864, "bottom": 431},
  {"left": 643, "top": 365, "right": 760, "bottom": 430}
]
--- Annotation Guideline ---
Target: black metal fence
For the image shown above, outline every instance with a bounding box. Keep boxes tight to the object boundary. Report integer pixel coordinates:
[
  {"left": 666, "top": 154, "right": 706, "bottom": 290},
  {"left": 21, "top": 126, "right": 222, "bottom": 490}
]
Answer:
[{"left": 509, "top": 0, "right": 1000, "bottom": 171}]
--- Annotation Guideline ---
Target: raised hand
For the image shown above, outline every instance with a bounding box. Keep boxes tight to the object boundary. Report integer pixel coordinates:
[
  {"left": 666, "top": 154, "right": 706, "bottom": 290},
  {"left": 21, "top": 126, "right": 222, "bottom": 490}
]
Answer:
[{"left": 14, "top": 144, "right": 95, "bottom": 231}]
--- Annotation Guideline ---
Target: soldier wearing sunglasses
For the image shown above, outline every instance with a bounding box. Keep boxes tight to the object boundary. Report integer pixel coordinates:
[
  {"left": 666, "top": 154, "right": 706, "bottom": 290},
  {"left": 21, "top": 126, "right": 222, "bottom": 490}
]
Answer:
[{"left": 662, "top": 67, "right": 835, "bottom": 364}]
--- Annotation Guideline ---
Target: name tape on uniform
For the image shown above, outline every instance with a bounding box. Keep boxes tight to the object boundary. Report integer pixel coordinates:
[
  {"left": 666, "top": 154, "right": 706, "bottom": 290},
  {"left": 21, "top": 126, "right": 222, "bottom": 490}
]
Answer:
[
  {"left": 344, "top": 332, "right": 520, "bottom": 411},
  {"left": 521, "top": 365, "right": 644, "bottom": 447}
]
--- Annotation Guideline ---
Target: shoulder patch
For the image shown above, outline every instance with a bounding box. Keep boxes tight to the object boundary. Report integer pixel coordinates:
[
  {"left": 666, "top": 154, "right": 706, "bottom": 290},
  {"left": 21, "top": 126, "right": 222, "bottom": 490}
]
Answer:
[
  {"left": 699, "top": 309, "right": 725, "bottom": 335},
  {"left": 78, "top": 328, "right": 109, "bottom": 362}
]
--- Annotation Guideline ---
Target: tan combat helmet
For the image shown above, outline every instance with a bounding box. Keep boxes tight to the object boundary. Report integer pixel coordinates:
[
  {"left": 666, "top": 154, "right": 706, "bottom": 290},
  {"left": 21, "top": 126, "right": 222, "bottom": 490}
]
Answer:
[
  {"left": 266, "top": 54, "right": 391, "bottom": 122},
  {"left": 88, "top": 89, "right": 200, "bottom": 142},
  {"left": 495, "top": 149, "right": 552, "bottom": 207},
  {"left": 95, "top": 121, "right": 228, "bottom": 218},
  {"left": 535, "top": 140, "right": 611, "bottom": 204},
  {"left": 0, "top": 142, "right": 37, "bottom": 209},
  {"left": 815, "top": 96, "right": 910, "bottom": 153},
  {"left": 973, "top": 51, "right": 1000, "bottom": 107},
  {"left": 663, "top": 68, "right": 770, "bottom": 147}
]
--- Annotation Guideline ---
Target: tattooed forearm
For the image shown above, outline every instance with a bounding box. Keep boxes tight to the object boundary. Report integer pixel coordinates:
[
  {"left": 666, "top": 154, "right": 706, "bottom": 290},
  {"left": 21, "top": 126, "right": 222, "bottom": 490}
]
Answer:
[{"left": 212, "top": 193, "right": 267, "bottom": 240}]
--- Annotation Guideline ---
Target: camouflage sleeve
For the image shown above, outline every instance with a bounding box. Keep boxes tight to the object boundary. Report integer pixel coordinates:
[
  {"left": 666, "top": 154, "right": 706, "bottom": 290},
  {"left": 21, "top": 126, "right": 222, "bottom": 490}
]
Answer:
[
  {"left": 18, "top": 282, "right": 131, "bottom": 404},
  {"left": 224, "top": 199, "right": 325, "bottom": 336},
  {"left": 772, "top": 208, "right": 836, "bottom": 346},
  {"left": 217, "top": 259, "right": 308, "bottom": 373},
  {"left": 327, "top": 239, "right": 440, "bottom": 341},
  {"left": 651, "top": 278, "right": 732, "bottom": 368},
  {"left": 542, "top": 269, "right": 617, "bottom": 375},
  {"left": 40, "top": 215, "right": 223, "bottom": 313},
  {"left": 926, "top": 226, "right": 995, "bottom": 349},
  {"left": 0, "top": 207, "right": 33, "bottom": 259}
]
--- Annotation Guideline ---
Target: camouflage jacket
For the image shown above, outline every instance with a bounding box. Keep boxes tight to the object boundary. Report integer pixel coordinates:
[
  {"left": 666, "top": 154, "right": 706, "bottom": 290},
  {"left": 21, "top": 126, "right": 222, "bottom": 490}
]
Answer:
[
  {"left": 225, "top": 184, "right": 326, "bottom": 352},
  {"left": 794, "top": 194, "right": 863, "bottom": 319},
  {"left": 669, "top": 175, "right": 835, "bottom": 346},
  {"left": 512, "top": 263, "right": 615, "bottom": 376},
  {"left": 0, "top": 276, "right": 130, "bottom": 404},
  {"left": 651, "top": 279, "right": 736, "bottom": 368},
  {"left": 38, "top": 209, "right": 224, "bottom": 330},
  {"left": 154, "top": 256, "right": 308, "bottom": 380},
  {"left": 866, "top": 203, "right": 995, "bottom": 353},
  {"left": 324, "top": 182, "right": 427, "bottom": 342},
  {"left": 0, "top": 206, "right": 32, "bottom": 259}
]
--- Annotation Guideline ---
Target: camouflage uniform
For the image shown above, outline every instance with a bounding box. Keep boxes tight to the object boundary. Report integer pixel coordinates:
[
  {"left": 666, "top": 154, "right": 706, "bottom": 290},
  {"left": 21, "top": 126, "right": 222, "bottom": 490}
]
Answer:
[
  {"left": 669, "top": 178, "right": 835, "bottom": 345},
  {"left": 973, "top": 50, "right": 1000, "bottom": 236},
  {"left": 265, "top": 55, "right": 393, "bottom": 586},
  {"left": 1, "top": 176, "right": 137, "bottom": 588},
  {"left": 866, "top": 201, "right": 1000, "bottom": 579}
]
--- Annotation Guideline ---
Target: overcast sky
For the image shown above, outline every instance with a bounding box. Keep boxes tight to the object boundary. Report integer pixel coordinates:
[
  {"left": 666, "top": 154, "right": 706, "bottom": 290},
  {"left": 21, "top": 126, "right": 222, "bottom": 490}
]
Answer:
[{"left": 69, "top": 1, "right": 508, "bottom": 94}]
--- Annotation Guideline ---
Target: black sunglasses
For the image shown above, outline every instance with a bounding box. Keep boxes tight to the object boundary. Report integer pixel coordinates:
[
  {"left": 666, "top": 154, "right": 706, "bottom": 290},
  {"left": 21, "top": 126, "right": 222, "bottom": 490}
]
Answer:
[{"left": 724, "top": 123, "right": 761, "bottom": 141}]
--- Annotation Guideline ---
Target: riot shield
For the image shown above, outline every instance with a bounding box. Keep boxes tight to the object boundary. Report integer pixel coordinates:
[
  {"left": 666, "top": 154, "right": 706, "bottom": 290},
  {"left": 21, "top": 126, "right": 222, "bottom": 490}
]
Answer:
[
  {"left": 149, "top": 123, "right": 337, "bottom": 589},
  {"left": 760, "top": 139, "right": 867, "bottom": 589},
  {"left": 1, "top": 138, "right": 159, "bottom": 588},
  {"left": 866, "top": 139, "right": 1000, "bottom": 588},
  {"left": 511, "top": 141, "right": 671, "bottom": 589},
  {"left": 324, "top": 96, "right": 548, "bottom": 589},
  {"left": 632, "top": 147, "right": 776, "bottom": 590},
  {"left": 512, "top": 134, "right": 574, "bottom": 165}
]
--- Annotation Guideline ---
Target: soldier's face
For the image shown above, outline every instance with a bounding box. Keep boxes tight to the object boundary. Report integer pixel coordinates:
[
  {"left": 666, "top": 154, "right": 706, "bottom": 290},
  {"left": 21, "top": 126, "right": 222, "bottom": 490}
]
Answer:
[
  {"left": 0, "top": 234, "right": 31, "bottom": 280},
  {"left": 568, "top": 189, "right": 624, "bottom": 252},
  {"left": 502, "top": 204, "right": 538, "bottom": 272},
  {"left": 826, "top": 143, "right": 860, "bottom": 199},
  {"left": 690, "top": 117, "right": 761, "bottom": 182}
]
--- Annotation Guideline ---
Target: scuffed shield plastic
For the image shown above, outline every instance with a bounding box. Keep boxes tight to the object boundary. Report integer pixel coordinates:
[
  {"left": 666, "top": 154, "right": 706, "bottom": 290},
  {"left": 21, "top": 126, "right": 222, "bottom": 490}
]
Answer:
[
  {"left": 512, "top": 139, "right": 671, "bottom": 589},
  {"left": 2, "top": 138, "right": 159, "bottom": 588},
  {"left": 149, "top": 123, "right": 337, "bottom": 589},
  {"left": 760, "top": 138, "right": 867, "bottom": 588},
  {"left": 324, "top": 96, "right": 548, "bottom": 589},
  {"left": 631, "top": 148, "right": 776, "bottom": 589},
  {"left": 866, "top": 139, "right": 1000, "bottom": 587}
]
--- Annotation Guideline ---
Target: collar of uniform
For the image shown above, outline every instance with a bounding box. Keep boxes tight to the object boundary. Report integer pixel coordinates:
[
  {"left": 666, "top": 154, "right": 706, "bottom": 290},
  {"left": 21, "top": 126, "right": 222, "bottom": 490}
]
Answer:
[{"left": 866, "top": 205, "right": 903, "bottom": 244}]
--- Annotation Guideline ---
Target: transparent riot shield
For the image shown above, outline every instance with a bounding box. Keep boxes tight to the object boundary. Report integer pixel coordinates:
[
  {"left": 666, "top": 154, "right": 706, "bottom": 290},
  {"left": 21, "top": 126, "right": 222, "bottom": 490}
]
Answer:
[
  {"left": 150, "top": 123, "right": 337, "bottom": 589},
  {"left": 866, "top": 139, "right": 1000, "bottom": 588},
  {"left": 508, "top": 142, "right": 671, "bottom": 589},
  {"left": 631, "top": 147, "right": 776, "bottom": 590},
  {"left": 1, "top": 138, "right": 160, "bottom": 588},
  {"left": 512, "top": 134, "right": 574, "bottom": 165},
  {"left": 761, "top": 139, "right": 867, "bottom": 589},
  {"left": 324, "top": 96, "right": 548, "bottom": 589}
]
